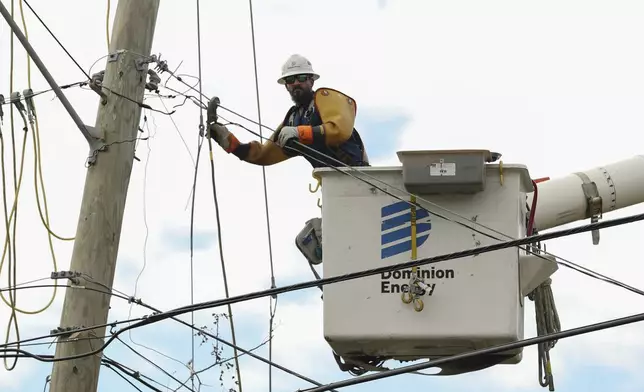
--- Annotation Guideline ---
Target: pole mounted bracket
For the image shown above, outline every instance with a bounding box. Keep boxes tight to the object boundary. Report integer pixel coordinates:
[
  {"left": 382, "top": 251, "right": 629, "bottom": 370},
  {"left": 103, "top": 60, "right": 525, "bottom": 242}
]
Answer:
[
  {"left": 574, "top": 172, "right": 603, "bottom": 245},
  {"left": 49, "top": 326, "right": 82, "bottom": 341},
  {"left": 90, "top": 71, "right": 108, "bottom": 105},
  {"left": 51, "top": 270, "right": 83, "bottom": 285},
  {"left": 84, "top": 126, "right": 107, "bottom": 167},
  {"left": 135, "top": 53, "right": 159, "bottom": 72}
]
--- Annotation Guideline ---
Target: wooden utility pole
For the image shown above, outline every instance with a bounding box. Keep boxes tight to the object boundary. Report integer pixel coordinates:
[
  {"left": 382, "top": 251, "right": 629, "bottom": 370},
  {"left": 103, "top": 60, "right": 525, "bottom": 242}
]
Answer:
[{"left": 48, "top": 1, "right": 160, "bottom": 391}]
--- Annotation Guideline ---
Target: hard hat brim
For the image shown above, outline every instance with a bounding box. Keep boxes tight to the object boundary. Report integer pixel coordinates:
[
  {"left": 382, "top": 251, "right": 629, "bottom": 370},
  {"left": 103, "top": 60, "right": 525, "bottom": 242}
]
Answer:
[{"left": 277, "top": 71, "right": 320, "bottom": 85}]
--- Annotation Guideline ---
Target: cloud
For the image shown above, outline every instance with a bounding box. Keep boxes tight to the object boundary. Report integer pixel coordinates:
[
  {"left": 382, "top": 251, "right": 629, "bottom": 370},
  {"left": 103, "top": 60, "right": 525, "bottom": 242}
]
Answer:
[
  {"left": 355, "top": 108, "right": 411, "bottom": 161},
  {"left": 1, "top": 1, "right": 644, "bottom": 392},
  {"left": 159, "top": 225, "right": 217, "bottom": 253}
]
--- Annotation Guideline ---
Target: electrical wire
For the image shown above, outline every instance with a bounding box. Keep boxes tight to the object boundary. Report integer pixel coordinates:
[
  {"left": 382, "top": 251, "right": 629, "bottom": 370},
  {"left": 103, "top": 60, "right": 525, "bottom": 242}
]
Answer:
[
  {"left": 19, "top": 1, "right": 174, "bottom": 119},
  {"left": 1, "top": 212, "right": 634, "bottom": 362},
  {"left": 103, "top": 363, "right": 145, "bottom": 392},
  {"left": 104, "top": 356, "right": 179, "bottom": 392},
  {"left": 102, "top": 356, "right": 165, "bottom": 392},
  {"left": 151, "top": 78, "right": 644, "bottom": 305},
  {"left": 1, "top": 3, "right": 84, "bottom": 373},
  {"left": 297, "top": 311, "right": 644, "bottom": 392},
  {"left": 90, "top": 277, "right": 324, "bottom": 389},
  {"left": 0, "top": 81, "right": 87, "bottom": 106},
  {"left": 1, "top": 92, "right": 31, "bottom": 371},
  {"left": 210, "top": 106, "right": 644, "bottom": 300},
  {"left": 189, "top": 1, "right": 244, "bottom": 389},
  {"left": 3, "top": 0, "right": 20, "bottom": 371},
  {"left": 189, "top": 1, "right": 204, "bottom": 389},
  {"left": 126, "top": 113, "right": 186, "bottom": 372},
  {"left": 159, "top": 212, "right": 644, "bottom": 318},
  {"left": 115, "top": 335, "right": 197, "bottom": 392},
  {"left": 245, "top": 2, "right": 278, "bottom": 391},
  {"left": 106, "top": 0, "right": 111, "bottom": 51},
  {"left": 22, "top": 0, "right": 90, "bottom": 79},
  {"left": 0, "top": 285, "right": 332, "bottom": 391}
]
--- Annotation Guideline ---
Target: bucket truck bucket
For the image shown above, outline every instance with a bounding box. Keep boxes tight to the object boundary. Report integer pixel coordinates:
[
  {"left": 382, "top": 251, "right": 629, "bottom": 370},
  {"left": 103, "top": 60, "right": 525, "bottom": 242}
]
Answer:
[{"left": 315, "top": 149, "right": 536, "bottom": 375}]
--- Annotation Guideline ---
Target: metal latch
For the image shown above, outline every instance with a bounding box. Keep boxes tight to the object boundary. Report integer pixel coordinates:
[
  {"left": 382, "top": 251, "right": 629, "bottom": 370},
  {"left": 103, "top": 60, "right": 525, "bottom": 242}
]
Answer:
[{"left": 574, "top": 172, "right": 602, "bottom": 245}]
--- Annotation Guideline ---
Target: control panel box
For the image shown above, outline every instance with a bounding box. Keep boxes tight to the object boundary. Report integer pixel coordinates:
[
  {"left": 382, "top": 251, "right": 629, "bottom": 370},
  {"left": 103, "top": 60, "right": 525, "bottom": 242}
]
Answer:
[{"left": 397, "top": 149, "right": 497, "bottom": 194}]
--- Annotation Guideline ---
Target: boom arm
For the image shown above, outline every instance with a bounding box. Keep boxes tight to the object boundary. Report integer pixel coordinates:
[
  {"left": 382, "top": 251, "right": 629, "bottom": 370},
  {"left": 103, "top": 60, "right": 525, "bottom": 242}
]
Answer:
[{"left": 528, "top": 155, "right": 644, "bottom": 241}]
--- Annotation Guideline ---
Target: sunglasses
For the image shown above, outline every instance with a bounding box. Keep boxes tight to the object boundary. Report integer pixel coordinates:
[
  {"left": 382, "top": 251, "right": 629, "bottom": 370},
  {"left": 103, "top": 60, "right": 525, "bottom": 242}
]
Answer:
[{"left": 283, "top": 74, "right": 310, "bottom": 84}]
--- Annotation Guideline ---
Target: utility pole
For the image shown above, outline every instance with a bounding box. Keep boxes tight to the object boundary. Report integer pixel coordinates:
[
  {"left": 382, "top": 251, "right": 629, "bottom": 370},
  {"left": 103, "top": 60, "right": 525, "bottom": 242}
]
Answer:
[{"left": 48, "top": 1, "right": 160, "bottom": 392}]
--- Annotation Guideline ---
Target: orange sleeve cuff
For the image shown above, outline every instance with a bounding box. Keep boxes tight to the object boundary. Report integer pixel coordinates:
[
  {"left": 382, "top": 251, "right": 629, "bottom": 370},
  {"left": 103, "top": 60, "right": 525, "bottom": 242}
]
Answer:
[
  {"left": 225, "top": 134, "right": 240, "bottom": 153},
  {"left": 297, "top": 125, "right": 314, "bottom": 144}
]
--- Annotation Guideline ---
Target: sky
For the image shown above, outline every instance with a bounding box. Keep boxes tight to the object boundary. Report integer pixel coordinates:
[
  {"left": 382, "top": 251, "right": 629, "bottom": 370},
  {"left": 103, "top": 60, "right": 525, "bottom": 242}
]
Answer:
[{"left": 1, "top": 0, "right": 644, "bottom": 391}]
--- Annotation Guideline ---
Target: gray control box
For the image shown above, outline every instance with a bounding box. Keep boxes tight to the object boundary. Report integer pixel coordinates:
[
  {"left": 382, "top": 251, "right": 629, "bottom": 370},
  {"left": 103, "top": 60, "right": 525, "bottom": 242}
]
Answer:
[{"left": 396, "top": 149, "right": 495, "bottom": 194}]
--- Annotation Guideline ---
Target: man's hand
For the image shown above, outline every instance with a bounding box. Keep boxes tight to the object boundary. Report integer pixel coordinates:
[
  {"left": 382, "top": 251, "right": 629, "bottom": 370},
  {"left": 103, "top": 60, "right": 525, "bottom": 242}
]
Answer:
[
  {"left": 275, "top": 126, "right": 299, "bottom": 148},
  {"left": 207, "top": 123, "right": 237, "bottom": 153}
]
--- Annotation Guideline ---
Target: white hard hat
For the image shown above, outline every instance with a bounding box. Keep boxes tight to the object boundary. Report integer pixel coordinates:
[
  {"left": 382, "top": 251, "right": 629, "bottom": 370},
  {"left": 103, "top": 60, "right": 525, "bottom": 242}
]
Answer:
[{"left": 277, "top": 54, "right": 320, "bottom": 84}]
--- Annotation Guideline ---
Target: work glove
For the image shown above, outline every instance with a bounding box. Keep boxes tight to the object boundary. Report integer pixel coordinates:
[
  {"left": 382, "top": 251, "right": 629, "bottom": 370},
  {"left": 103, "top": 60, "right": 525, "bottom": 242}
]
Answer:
[
  {"left": 206, "top": 123, "right": 236, "bottom": 152},
  {"left": 275, "top": 126, "right": 299, "bottom": 148}
]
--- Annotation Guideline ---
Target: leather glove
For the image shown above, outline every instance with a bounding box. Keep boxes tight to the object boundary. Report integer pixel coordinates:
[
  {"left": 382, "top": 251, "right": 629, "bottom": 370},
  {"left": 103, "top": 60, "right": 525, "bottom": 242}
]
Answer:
[
  {"left": 207, "top": 123, "right": 236, "bottom": 152},
  {"left": 275, "top": 126, "right": 299, "bottom": 148}
]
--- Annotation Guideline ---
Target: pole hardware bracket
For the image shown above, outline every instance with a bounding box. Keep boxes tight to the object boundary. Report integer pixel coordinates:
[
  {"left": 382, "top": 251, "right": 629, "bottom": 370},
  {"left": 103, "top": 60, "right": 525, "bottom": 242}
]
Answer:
[{"left": 574, "top": 172, "right": 603, "bottom": 245}]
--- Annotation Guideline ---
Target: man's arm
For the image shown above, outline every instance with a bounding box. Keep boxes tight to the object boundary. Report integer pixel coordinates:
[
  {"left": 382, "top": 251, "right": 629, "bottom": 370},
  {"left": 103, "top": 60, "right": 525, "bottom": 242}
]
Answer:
[
  {"left": 210, "top": 123, "right": 291, "bottom": 166},
  {"left": 295, "top": 88, "right": 357, "bottom": 148}
]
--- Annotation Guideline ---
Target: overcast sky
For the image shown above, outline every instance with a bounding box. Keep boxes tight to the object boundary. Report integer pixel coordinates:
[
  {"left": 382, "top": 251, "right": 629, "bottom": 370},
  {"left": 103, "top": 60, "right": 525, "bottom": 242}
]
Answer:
[{"left": 1, "top": 0, "right": 644, "bottom": 391}]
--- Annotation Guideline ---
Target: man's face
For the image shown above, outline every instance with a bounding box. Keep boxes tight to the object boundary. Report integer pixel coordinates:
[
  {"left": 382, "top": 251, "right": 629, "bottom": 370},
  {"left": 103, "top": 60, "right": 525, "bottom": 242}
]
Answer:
[{"left": 285, "top": 74, "right": 314, "bottom": 106}]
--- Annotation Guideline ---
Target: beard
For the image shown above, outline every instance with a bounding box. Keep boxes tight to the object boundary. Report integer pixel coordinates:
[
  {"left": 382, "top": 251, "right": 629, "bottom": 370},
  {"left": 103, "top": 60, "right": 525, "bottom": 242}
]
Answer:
[{"left": 290, "top": 86, "right": 314, "bottom": 106}]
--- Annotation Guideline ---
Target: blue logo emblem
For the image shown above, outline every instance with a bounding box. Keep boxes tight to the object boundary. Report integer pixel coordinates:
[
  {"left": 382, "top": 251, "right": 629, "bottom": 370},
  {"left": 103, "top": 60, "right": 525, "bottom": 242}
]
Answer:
[{"left": 380, "top": 200, "right": 432, "bottom": 259}]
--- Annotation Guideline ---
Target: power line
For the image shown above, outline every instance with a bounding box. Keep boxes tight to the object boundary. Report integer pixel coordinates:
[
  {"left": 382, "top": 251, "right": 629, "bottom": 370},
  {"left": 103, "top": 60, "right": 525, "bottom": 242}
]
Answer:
[
  {"left": 209, "top": 106, "right": 643, "bottom": 300},
  {"left": 21, "top": 0, "right": 90, "bottom": 79},
  {"left": 188, "top": 1, "right": 207, "bottom": 388},
  {"left": 159, "top": 212, "right": 644, "bottom": 318},
  {"left": 175, "top": 102, "right": 644, "bottom": 305},
  {"left": 102, "top": 356, "right": 166, "bottom": 392},
  {"left": 2, "top": 212, "right": 635, "bottom": 361},
  {"left": 191, "top": 3, "right": 244, "bottom": 391},
  {"left": 245, "top": 1, "right": 278, "bottom": 391},
  {"left": 0, "top": 292, "right": 336, "bottom": 391},
  {"left": 115, "top": 335, "right": 197, "bottom": 392},
  {"left": 298, "top": 311, "right": 644, "bottom": 391}
]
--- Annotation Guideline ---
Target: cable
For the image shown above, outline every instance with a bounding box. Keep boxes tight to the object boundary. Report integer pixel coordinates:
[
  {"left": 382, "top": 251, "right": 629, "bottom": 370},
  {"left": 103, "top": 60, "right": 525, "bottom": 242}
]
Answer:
[
  {"left": 102, "top": 362, "right": 145, "bottom": 392},
  {"left": 126, "top": 113, "right": 183, "bottom": 370},
  {"left": 192, "top": 1, "right": 243, "bottom": 389},
  {"left": 103, "top": 357, "right": 171, "bottom": 392},
  {"left": 106, "top": 0, "right": 111, "bottom": 51},
  {"left": 0, "top": 292, "right": 334, "bottom": 391},
  {"left": 245, "top": 2, "right": 278, "bottom": 391},
  {"left": 0, "top": 81, "right": 87, "bottom": 106},
  {"left": 213, "top": 109, "right": 643, "bottom": 299},
  {"left": 0, "top": 316, "right": 144, "bottom": 350},
  {"left": 1, "top": 96, "right": 30, "bottom": 371},
  {"left": 137, "top": 79, "right": 644, "bottom": 304},
  {"left": 189, "top": 1, "right": 203, "bottom": 389},
  {"left": 159, "top": 212, "right": 644, "bottom": 318},
  {"left": 527, "top": 179, "right": 538, "bottom": 235},
  {"left": 115, "top": 336, "right": 197, "bottom": 392},
  {"left": 297, "top": 311, "right": 644, "bottom": 392},
  {"left": 156, "top": 98, "right": 196, "bottom": 167},
  {"left": 0, "top": 4, "right": 77, "bottom": 373},
  {"left": 17, "top": 2, "right": 174, "bottom": 119},
  {"left": 1, "top": 213, "right": 626, "bottom": 360},
  {"left": 102, "top": 356, "right": 165, "bottom": 392},
  {"left": 21, "top": 0, "right": 90, "bottom": 80}
]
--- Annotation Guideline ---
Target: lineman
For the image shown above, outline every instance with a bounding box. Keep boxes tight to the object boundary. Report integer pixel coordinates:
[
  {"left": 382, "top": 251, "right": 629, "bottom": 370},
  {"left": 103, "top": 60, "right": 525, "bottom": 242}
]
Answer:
[{"left": 206, "top": 53, "right": 370, "bottom": 267}]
